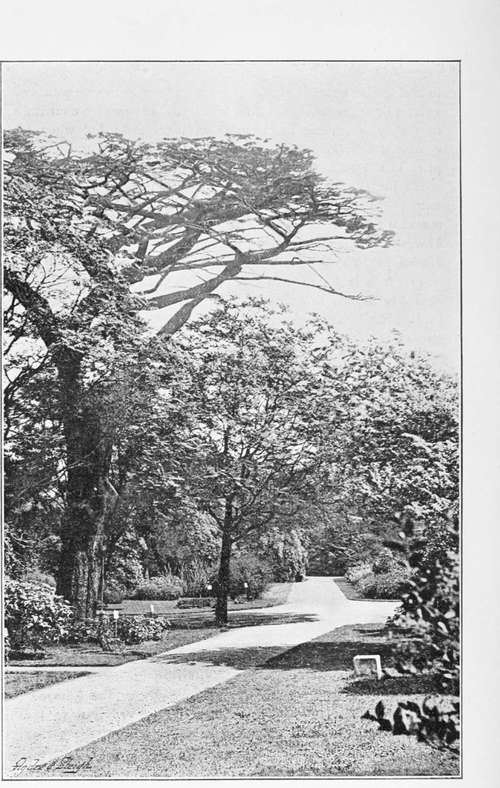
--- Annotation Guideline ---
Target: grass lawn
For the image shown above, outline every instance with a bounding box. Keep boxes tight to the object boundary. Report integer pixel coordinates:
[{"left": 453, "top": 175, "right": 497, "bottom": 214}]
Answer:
[
  {"left": 4, "top": 670, "right": 90, "bottom": 699},
  {"left": 106, "top": 581, "right": 293, "bottom": 616},
  {"left": 6, "top": 628, "right": 218, "bottom": 668},
  {"left": 60, "top": 623, "right": 459, "bottom": 778},
  {"left": 7, "top": 583, "right": 294, "bottom": 669}
]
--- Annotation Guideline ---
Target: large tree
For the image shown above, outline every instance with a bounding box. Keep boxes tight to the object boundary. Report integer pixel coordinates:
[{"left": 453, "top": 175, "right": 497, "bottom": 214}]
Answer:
[
  {"left": 170, "top": 300, "right": 340, "bottom": 623},
  {"left": 4, "top": 128, "right": 393, "bottom": 616}
]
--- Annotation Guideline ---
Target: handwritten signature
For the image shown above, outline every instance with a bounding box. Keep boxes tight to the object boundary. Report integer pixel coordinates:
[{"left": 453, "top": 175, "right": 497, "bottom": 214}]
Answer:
[{"left": 12, "top": 756, "right": 94, "bottom": 774}]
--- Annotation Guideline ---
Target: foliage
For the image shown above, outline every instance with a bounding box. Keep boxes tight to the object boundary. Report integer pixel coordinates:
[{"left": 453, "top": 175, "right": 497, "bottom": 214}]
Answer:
[
  {"left": 103, "top": 585, "right": 126, "bottom": 605},
  {"left": 5, "top": 579, "right": 74, "bottom": 651},
  {"left": 363, "top": 697, "right": 459, "bottom": 753},
  {"left": 345, "top": 562, "right": 373, "bottom": 585},
  {"left": 251, "top": 527, "right": 308, "bottom": 582},
  {"left": 4, "top": 127, "right": 394, "bottom": 616},
  {"left": 20, "top": 569, "right": 57, "bottom": 588},
  {"left": 390, "top": 514, "right": 459, "bottom": 692},
  {"left": 63, "top": 613, "right": 170, "bottom": 646},
  {"left": 356, "top": 567, "right": 410, "bottom": 599},
  {"left": 115, "top": 615, "right": 170, "bottom": 645},
  {"left": 228, "top": 552, "right": 274, "bottom": 600},
  {"left": 180, "top": 559, "right": 217, "bottom": 597},
  {"left": 134, "top": 574, "right": 185, "bottom": 600}
]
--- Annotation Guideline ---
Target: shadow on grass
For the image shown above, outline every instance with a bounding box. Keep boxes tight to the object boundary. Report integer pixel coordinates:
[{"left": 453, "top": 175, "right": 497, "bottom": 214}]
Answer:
[
  {"left": 342, "top": 675, "right": 439, "bottom": 696},
  {"left": 168, "top": 611, "right": 317, "bottom": 630},
  {"left": 155, "top": 645, "right": 286, "bottom": 670},
  {"left": 155, "top": 623, "right": 395, "bottom": 672}
]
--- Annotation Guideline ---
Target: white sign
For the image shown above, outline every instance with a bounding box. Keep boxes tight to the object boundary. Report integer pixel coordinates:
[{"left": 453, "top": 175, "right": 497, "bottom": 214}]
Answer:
[{"left": 112, "top": 609, "right": 119, "bottom": 620}]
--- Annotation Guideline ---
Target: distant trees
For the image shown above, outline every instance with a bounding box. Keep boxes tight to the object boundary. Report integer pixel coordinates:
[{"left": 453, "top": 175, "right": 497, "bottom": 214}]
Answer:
[
  {"left": 304, "top": 336, "right": 459, "bottom": 577},
  {"left": 4, "top": 129, "right": 393, "bottom": 617}
]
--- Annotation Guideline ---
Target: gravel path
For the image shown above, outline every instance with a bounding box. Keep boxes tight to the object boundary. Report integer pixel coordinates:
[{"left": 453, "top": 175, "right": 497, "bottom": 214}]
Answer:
[{"left": 3, "top": 578, "right": 396, "bottom": 776}]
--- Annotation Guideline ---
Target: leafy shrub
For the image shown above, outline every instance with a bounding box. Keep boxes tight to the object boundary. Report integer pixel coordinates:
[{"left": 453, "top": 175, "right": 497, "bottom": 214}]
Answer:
[
  {"left": 116, "top": 615, "right": 170, "bottom": 645},
  {"left": 103, "top": 585, "right": 126, "bottom": 604},
  {"left": 134, "top": 574, "right": 184, "bottom": 600},
  {"left": 63, "top": 617, "right": 101, "bottom": 645},
  {"left": 180, "top": 559, "right": 215, "bottom": 597},
  {"left": 357, "top": 567, "right": 410, "bottom": 599},
  {"left": 229, "top": 552, "right": 273, "bottom": 600},
  {"left": 20, "top": 569, "right": 57, "bottom": 588},
  {"left": 5, "top": 579, "right": 74, "bottom": 651},
  {"left": 391, "top": 515, "right": 459, "bottom": 692},
  {"left": 372, "top": 548, "right": 397, "bottom": 575},
  {"left": 363, "top": 697, "right": 459, "bottom": 753},
  {"left": 345, "top": 562, "right": 372, "bottom": 585},
  {"left": 64, "top": 614, "right": 171, "bottom": 646}
]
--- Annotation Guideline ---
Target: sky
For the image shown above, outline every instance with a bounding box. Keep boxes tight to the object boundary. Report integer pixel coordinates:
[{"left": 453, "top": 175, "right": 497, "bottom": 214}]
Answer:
[{"left": 3, "top": 61, "right": 460, "bottom": 371}]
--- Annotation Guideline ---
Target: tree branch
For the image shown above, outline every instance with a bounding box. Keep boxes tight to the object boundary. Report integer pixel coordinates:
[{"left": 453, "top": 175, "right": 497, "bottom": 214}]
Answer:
[{"left": 236, "top": 275, "right": 373, "bottom": 301}]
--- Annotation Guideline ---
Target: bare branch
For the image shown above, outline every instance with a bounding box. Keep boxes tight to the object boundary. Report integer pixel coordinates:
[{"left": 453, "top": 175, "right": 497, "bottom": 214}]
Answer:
[{"left": 235, "top": 275, "right": 373, "bottom": 301}]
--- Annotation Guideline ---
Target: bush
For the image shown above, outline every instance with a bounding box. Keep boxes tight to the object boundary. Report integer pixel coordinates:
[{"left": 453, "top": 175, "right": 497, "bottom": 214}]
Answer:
[
  {"left": 63, "top": 614, "right": 171, "bottom": 646},
  {"left": 229, "top": 552, "right": 273, "bottom": 600},
  {"left": 116, "top": 615, "right": 170, "bottom": 645},
  {"left": 63, "top": 617, "right": 102, "bottom": 645},
  {"left": 345, "top": 562, "right": 372, "bottom": 585},
  {"left": 391, "top": 515, "right": 459, "bottom": 692},
  {"left": 5, "top": 579, "right": 74, "bottom": 651},
  {"left": 20, "top": 569, "right": 57, "bottom": 588},
  {"left": 180, "top": 559, "right": 215, "bottom": 597},
  {"left": 372, "top": 548, "right": 398, "bottom": 575},
  {"left": 363, "top": 697, "right": 459, "bottom": 753},
  {"left": 134, "top": 574, "right": 184, "bottom": 600},
  {"left": 103, "top": 585, "right": 126, "bottom": 604},
  {"left": 357, "top": 567, "right": 410, "bottom": 599}
]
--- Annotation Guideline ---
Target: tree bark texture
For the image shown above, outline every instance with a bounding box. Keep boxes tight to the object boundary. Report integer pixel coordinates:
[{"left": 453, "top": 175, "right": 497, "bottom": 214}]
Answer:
[
  {"left": 56, "top": 356, "right": 117, "bottom": 618},
  {"left": 215, "top": 501, "right": 233, "bottom": 626}
]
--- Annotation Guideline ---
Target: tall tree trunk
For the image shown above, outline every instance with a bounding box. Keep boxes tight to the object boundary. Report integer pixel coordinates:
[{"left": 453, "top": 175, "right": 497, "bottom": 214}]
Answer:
[
  {"left": 56, "top": 356, "right": 117, "bottom": 619},
  {"left": 215, "top": 501, "right": 233, "bottom": 626}
]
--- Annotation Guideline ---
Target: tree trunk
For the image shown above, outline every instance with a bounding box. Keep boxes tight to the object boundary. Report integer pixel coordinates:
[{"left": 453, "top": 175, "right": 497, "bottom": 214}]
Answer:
[
  {"left": 56, "top": 356, "right": 117, "bottom": 619},
  {"left": 215, "top": 502, "right": 233, "bottom": 626}
]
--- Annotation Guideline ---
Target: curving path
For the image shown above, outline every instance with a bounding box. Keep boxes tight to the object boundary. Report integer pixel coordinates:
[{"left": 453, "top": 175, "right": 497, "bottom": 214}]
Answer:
[{"left": 3, "top": 577, "right": 397, "bottom": 776}]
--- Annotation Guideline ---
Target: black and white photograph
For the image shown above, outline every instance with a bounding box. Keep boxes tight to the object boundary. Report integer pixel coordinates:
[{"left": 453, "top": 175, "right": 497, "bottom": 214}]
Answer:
[{"left": 1, "top": 52, "right": 464, "bottom": 779}]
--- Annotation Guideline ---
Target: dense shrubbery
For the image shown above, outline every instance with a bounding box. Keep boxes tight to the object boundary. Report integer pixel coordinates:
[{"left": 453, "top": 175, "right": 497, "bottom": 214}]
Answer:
[
  {"left": 103, "top": 585, "right": 126, "bottom": 604},
  {"left": 180, "top": 559, "right": 215, "bottom": 597},
  {"left": 20, "top": 569, "right": 56, "bottom": 588},
  {"left": 345, "top": 562, "right": 372, "bottom": 585},
  {"left": 365, "top": 513, "right": 460, "bottom": 754},
  {"left": 5, "top": 579, "right": 74, "bottom": 652},
  {"left": 345, "top": 551, "right": 410, "bottom": 599},
  {"left": 63, "top": 614, "right": 171, "bottom": 646},
  {"left": 134, "top": 574, "right": 184, "bottom": 600},
  {"left": 391, "top": 515, "right": 459, "bottom": 692},
  {"left": 356, "top": 568, "right": 409, "bottom": 599},
  {"left": 115, "top": 615, "right": 170, "bottom": 644},
  {"left": 229, "top": 552, "right": 273, "bottom": 600}
]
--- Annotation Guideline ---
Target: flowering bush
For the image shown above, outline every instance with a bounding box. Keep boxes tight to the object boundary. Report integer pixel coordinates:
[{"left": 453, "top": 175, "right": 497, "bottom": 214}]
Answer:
[{"left": 5, "top": 578, "right": 74, "bottom": 651}]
